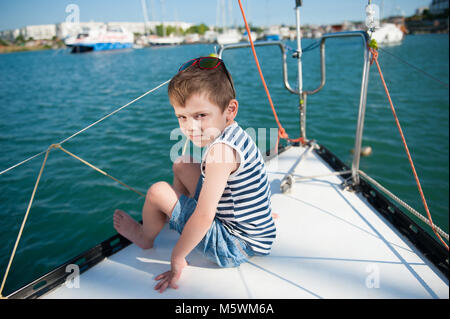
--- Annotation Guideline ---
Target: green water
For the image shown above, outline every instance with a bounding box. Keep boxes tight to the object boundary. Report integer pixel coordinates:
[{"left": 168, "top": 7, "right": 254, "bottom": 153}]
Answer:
[{"left": 0, "top": 34, "right": 448, "bottom": 295}]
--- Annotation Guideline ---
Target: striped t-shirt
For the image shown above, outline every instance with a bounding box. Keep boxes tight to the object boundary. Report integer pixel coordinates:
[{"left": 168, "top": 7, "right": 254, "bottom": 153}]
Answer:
[{"left": 200, "top": 121, "right": 276, "bottom": 255}]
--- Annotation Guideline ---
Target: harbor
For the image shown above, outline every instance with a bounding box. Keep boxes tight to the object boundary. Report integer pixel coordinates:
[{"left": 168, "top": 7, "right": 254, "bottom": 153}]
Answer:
[
  {"left": 1, "top": 0, "right": 449, "bottom": 54},
  {"left": 0, "top": 0, "right": 448, "bottom": 301}
]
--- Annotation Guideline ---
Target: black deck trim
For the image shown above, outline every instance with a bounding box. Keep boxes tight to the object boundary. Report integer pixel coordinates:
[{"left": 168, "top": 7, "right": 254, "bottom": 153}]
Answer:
[
  {"left": 314, "top": 143, "right": 449, "bottom": 280},
  {"left": 7, "top": 234, "right": 131, "bottom": 299}
]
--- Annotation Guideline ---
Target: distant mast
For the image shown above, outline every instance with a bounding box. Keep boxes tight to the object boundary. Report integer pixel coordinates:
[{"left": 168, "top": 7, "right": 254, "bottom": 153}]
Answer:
[
  {"left": 160, "top": 0, "right": 166, "bottom": 37},
  {"left": 228, "top": 0, "right": 233, "bottom": 29},
  {"left": 216, "top": 0, "right": 229, "bottom": 32},
  {"left": 140, "top": 0, "right": 150, "bottom": 36}
]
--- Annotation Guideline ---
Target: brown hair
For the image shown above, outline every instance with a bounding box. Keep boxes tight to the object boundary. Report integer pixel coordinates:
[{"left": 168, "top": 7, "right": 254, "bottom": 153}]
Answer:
[{"left": 168, "top": 61, "right": 235, "bottom": 112}]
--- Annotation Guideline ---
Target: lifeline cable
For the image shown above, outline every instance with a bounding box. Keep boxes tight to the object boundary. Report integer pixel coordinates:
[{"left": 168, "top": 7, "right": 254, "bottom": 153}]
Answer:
[{"left": 0, "top": 79, "right": 171, "bottom": 177}]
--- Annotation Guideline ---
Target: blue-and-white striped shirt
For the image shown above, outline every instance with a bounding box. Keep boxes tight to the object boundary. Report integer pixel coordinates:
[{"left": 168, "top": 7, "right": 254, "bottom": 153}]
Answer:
[{"left": 200, "top": 121, "right": 276, "bottom": 255}]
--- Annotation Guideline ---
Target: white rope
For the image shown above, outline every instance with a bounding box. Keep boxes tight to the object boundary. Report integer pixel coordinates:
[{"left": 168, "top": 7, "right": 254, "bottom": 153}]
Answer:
[
  {"left": 358, "top": 169, "right": 449, "bottom": 241},
  {"left": 0, "top": 150, "right": 47, "bottom": 176},
  {"left": 0, "top": 79, "right": 171, "bottom": 177}
]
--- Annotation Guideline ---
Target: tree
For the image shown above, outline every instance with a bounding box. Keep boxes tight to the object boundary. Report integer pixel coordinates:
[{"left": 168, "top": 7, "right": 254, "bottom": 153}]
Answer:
[
  {"left": 185, "top": 23, "right": 209, "bottom": 35},
  {"left": 15, "top": 34, "right": 26, "bottom": 44},
  {"left": 156, "top": 24, "right": 178, "bottom": 36}
]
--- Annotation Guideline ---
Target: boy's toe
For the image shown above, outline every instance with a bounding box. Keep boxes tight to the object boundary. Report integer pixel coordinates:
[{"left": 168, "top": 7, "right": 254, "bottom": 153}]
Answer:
[
  {"left": 113, "top": 210, "right": 124, "bottom": 228},
  {"left": 114, "top": 209, "right": 124, "bottom": 219}
]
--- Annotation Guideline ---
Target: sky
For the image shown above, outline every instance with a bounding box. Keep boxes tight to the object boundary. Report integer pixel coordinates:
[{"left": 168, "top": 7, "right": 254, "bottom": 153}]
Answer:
[{"left": 0, "top": 0, "right": 433, "bottom": 31}]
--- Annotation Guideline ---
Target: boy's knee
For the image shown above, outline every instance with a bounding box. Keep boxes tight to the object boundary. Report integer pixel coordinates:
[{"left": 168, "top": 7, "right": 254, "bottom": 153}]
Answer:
[{"left": 146, "top": 181, "right": 170, "bottom": 203}]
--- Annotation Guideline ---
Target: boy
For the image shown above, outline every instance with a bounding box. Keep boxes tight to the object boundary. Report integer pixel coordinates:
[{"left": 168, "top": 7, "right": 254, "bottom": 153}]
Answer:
[{"left": 113, "top": 56, "right": 276, "bottom": 293}]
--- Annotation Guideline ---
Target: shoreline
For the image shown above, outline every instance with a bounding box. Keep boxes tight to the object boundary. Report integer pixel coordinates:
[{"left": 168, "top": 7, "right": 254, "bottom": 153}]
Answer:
[
  {"left": 1, "top": 32, "right": 448, "bottom": 54},
  {"left": 0, "top": 45, "right": 61, "bottom": 54}
]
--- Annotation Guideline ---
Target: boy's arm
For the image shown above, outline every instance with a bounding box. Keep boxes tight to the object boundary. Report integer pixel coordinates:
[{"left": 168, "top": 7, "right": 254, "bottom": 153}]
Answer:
[{"left": 154, "top": 143, "right": 239, "bottom": 293}]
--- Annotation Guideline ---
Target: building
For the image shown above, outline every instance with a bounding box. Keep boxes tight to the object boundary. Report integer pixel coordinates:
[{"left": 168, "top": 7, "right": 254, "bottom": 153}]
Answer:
[
  {"left": 0, "top": 24, "right": 57, "bottom": 42},
  {"left": 22, "top": 24, "right": 56, "bottom": 40},
  {"left": 1, "top": 20, "right": 194, "bottom": 42},
  {"left": 415, "top": 6, "right": 429, "bottom": 15},
  {"left": 0, "top": 29, "right": 21, "bottom": 42},
  {"left": 429, "top": 0, "right": 449, "bottom": 14}
]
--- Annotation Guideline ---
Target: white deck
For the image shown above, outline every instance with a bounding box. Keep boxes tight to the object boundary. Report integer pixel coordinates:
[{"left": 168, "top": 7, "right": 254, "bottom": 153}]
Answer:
[{"left": 43, "top": 145, "right": 449, "bottom": 299}]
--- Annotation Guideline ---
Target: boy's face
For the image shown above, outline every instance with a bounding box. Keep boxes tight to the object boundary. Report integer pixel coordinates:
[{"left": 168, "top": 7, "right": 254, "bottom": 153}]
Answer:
[{"left": 172, "top": 93, "right": 236, "bottom": 148}]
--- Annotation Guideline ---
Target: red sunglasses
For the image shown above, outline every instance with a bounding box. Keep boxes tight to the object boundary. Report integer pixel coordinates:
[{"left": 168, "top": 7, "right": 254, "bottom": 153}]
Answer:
[{"left": 178, "top": 56, "right": 235, "bottom": 96}]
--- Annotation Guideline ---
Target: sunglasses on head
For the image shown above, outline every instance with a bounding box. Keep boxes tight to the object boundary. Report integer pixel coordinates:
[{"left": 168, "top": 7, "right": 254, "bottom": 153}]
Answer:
[{"left": 178, "top": 56, "right": 236, "bottom": 97}]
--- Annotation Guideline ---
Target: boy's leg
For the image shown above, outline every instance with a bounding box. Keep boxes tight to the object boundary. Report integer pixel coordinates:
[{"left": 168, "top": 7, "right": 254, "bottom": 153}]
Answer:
[
  {"left": 139, "top": 157, "right": 201, "bottom": 243},
  {"left": 113, "top": 156, "right": 200, "bottom": 249},
  {"left": 114, "top": 182, "right": 181, "bottom": 249},
  {"left": 141, "top": 181, "right": 184, "bottom": 242},
  {"left": 172, "top": 155, "right": 201, "bottom": 198}
]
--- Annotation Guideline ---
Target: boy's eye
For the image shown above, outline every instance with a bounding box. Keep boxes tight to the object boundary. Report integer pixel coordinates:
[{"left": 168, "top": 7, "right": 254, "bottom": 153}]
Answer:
[{"left": 177, "top": 114, "right": 205, "bottom": 120}]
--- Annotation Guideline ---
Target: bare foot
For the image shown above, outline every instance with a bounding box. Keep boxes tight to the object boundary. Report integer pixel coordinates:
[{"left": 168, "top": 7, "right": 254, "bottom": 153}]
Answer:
[{"left": 113, "top": 209, "right": 153, "bottom": 249}]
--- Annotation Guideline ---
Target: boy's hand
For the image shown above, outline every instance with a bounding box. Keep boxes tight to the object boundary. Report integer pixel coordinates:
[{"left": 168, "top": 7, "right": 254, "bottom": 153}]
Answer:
[{"left": 154, "top": 256, "right": 187, "bottom": 293}]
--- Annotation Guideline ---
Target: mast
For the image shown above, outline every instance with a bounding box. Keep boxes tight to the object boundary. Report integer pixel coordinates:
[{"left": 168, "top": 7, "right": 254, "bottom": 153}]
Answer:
[
  {"left": 295, "top": 0, "right": 306, "bottom": 140},
  {"left": 140, "top": 0, "right": 150, "bottom": 36},
  {"left": 295, "top": 0, "right": 303, "bottom": 96},
  {"left": 222, "top": 0, "right": 227, "bottom": 32},
  {"left": 149, "top": 0, "right": 155, "bottom": 21},
  {"left": 160, "top": 0, "right": 166, "bottom": 37}
]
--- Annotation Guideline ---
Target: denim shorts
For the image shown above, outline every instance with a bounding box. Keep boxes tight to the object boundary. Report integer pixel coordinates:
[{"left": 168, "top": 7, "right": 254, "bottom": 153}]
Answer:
[{"left": 169, "top": 176, "right": 255, "bottom": 268}]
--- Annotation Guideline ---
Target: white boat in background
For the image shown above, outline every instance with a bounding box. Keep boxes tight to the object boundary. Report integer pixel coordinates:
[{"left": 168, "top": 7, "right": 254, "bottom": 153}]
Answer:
[
  {"left": 184, "top": 33, "right": 201, "bottom": 44},
  {"left": 64, "top": 25, "right": 134, "bottom": 53},
  {"left": 243, "top": 31, "right": 258, "bottom": 42},
  {"left": 216, "top": 0, "right": 241, "bottom": 45},
  {"left": 148, "top": 34, "right": 184, "bottom": 46},
  {"left": 370, "top": 23, "right": 404, "bottom": 46},
  {"left": 203, "top": 30, "right": 219, "bottom": 43},
  {"left": 264, "top": 25, "right": 282, "bottom": 41},
  {"left": 144, "top": 0, "right": 185, "bottom": 47},
  {"left": 217, "top": 29, "right": 242, "bottom": 45}
]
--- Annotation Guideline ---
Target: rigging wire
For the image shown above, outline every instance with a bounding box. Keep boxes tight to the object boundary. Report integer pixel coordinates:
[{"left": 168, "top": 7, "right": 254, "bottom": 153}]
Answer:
[
  {"left": 0, "top": 79, "right": 171, "bottom": 177},
  {"left": 285, "top": 40, "right": 321, "bottom": 54},
  {"left": 368, "top": 43, "right": 449, "bottom": 250},
  {"left": 377, "top": 47, "right": 449, "bottom": 88}
]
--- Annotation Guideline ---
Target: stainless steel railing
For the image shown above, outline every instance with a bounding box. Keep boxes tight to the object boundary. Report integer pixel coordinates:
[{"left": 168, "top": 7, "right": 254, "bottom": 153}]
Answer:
[
  {"left": 217, "top": 40, "right": 299, "bottom": 94},
  {"left": 218, "top": 30, "right": 372, "bottom": 188}
]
